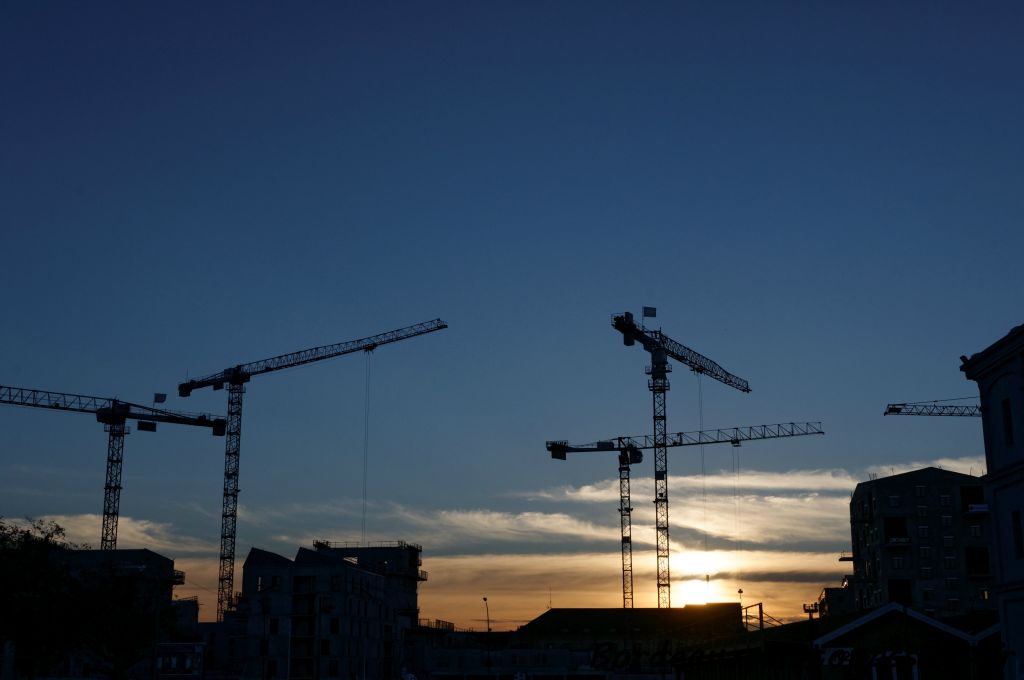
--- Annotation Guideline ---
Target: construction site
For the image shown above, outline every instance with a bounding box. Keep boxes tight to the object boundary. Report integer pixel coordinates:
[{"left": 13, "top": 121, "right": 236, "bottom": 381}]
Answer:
[
  {"left": 2, "top": 312, "right": 1019, "bottom": 679},
  {"left": 3, "top": 3, "right": 1022, "bottom": 679}
]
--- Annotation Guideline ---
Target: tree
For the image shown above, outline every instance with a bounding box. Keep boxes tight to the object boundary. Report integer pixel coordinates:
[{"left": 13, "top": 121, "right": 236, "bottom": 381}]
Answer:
[{"left": 0, "top": 517, "right": 86, "bottom": 678}]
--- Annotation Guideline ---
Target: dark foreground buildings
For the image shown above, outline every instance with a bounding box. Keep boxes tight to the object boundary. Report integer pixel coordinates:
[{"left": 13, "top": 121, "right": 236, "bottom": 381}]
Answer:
[
  {"left": 0, "top": 544, "right": 193, "bottom": 680},
  {"left": 962, "top": 322, "right": 1024, "bottom": 677},
  {"left": 1, "top": 532, "right": 1005, "bottom": 679}
]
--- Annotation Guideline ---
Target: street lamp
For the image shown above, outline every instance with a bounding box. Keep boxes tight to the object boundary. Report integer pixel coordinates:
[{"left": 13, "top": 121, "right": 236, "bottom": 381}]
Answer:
[{"left": 482, "top": 596, "right": 491, "bottom": 633}]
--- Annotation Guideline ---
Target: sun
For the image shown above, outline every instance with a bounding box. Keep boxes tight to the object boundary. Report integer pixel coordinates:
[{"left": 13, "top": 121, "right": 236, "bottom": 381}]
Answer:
[{"left": 669, "top": 550, "right": 738, "bottom": 605}]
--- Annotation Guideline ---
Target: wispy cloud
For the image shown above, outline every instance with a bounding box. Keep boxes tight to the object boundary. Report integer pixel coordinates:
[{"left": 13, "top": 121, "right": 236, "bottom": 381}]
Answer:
[
  {"left": 526, "top": 456, "right": 983, "bottom": 504},
  {"left": 33, "top": 513, "right": 219, "bottom": 556},
  {"left": 524, "top": 468, "right": 859, "bottom": 503}
]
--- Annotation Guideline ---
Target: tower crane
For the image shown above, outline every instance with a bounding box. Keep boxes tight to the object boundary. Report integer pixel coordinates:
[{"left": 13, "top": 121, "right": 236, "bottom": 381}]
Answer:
[
  {"left": 178, "top": 318, "right": 448, "bottom": 621},
  {"left": 884, "top": 399, "right": 981, "bottom": 417},
  {"left": 0, "top": 384, "right": 226, "bottom": 550},
  {"left": 612, "top": 310, "right": 750, "bottom": 608},
  {"left": 547, "top": 421, "right": 823, "bottom": 608}
]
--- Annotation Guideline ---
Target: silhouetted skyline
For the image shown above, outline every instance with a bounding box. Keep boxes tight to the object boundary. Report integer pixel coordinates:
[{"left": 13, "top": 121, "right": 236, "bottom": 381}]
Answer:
[{"left": 1, "top": 2, "right": 1020, "bottom": 626}]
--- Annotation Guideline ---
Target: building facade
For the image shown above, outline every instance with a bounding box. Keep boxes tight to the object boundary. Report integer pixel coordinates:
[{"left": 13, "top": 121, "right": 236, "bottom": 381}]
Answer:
[
  {"left": 962, "top": 322, "right": 1024, "bottom": 675},
  {"left": 847, "top": 467, "right": 993, "bottom": 618},
  {"left": 231, "top": 541, "right": 426, "bottom": 680}
]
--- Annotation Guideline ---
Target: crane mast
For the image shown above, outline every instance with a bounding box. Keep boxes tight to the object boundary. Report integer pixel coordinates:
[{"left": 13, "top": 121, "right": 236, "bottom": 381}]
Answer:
[
  {"left": 180, "top": 318, "right": 448, "bottom": 621},
  {"left": 611, "top": 311, "right": 750, "bottom": 608},
  {"left": 0, "top": 385, "right": 226, "bottom": 549},
  {"left": 548, "top": 421, "right": 822, "bottom": 607}
]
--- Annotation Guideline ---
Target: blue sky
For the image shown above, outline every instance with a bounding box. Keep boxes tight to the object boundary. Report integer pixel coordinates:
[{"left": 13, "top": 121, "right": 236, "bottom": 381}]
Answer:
[{"left": 2, "top": 2, "right": 1021, "bottom": 626}]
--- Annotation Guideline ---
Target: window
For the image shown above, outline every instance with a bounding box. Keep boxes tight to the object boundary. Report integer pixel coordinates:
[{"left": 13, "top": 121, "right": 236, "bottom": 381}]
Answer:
[
  {"left": 889, "top": 495, "right": 901, "bottom": 508},
  {"left": 918, "top": 525, "right": 930, "bottom": 538},
  {"left": 257, "top": 575, "right": 263, "bottom": 592},
  {"left": 944, "top": 556, "right": 957, "bottom": 569},
  {"left": 922, "top": 588, "right": 934, "bottom": 602},
  {"left": 969, "top": 524, "right": 982, "bottom": 538},
  {"left": 940, "top": 494, "right": 952, "bottom": 507},
  {"left": 320, "top": 639, "right": 330, "bottom": 655},
  {"left": 892, "top": 556, "right": 905, "bottom": 569},
  {"left": 947, "top": 598, "right": 961, "bottom": 611},
  {"left": 941, "top": 515, "right": 953, "bottom": 528},
  {"left": 945, "top": 577, "right": 959, "bottom": 590},
  {"left": 330, "top": 617, "right": 339, "bottom": 634},
  {"left": 919, "top": 546, "right": 932, "bottom": 560},
  {"left": 917, "top": 505, "right": 929, "bottom": 517},
  {"left": 915, "top": 485, "right": 927, "bottom": 498},
  {"left": 269, "top": 618, "right": 278, "bottom": 635},
  {"left": 1003, "top": 398, "right": 1015, "bottom": 446},
  {"left": 943, "top": 536, "right": 954, "bottom": 547},
  {"left": 1015, "top": 510, "right": 1024, "bottom": 559},
  {"left": 966, "top": 546, "right": 990, "bottom": 575},
  {"left": 920, "top": 566, "right": 933, "bottom": 578}
]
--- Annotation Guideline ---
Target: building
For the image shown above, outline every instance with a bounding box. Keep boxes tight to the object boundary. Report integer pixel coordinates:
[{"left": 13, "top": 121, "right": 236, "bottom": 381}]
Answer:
[
  {"left": 962, "top": 322, "right": 1024, "bottom": 675},
  {"left": 230, "top": 540, "right": 426, "bottom": 680},
  {"left": 0, "top": 545, "right": 186, "bottom": 679},
  {"left": 813, "top": 602, "right": 1001, "bottom": 679},
  {"left": 409, "top": 605, "right": 744, "bottom": 680},
  {"left": 847, "top": 467, "right": 994, "bottom": 618},
  {"left": 816, "top": 579, "right": 857, "bottom": 618}
]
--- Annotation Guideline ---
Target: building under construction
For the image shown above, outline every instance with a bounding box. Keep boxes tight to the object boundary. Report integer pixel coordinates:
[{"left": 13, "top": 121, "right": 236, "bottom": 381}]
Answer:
[{"left": 229, "top": 541, "right": 427, "bottom": 680}]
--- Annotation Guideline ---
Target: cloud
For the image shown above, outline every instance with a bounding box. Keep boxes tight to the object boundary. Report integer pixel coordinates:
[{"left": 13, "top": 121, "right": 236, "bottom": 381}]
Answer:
[
  {"left": 526, "top": 456, "right": 984, "bottom": 505},
  {"left": 419, "top": 549, "right": 846, "bottom": 629},
  {"left": 261, "top": 505, "right": 621, "bottom": 554},
  {"left": 34, "top": 513, "right": 219, "bottom": 556},
  {"left": 21, "top": 456, "right": 982, "bottom": 626},
  {"left": 866, "top": 455, "right": 985, "bottom": 477},
  {"left": 525, "top": 468, "right": 858, "bottom": 504}
]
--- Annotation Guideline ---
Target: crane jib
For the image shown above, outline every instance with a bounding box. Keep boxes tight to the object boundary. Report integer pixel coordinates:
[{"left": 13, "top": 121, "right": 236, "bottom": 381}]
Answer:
[
  {"left": 611, "top": 313, "right": 750, "bottom": 393},
  {"left": 179, "top": 318, "right": 447, "bottom": 394}
]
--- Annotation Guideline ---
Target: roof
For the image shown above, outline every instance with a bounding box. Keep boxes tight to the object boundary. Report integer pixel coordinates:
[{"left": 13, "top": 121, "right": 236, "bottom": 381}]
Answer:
[
  {"left": 852, "top": 466, "right": 979, "bottom": 494},
  {"left": 814, "top": 603, "right": 1001, "bottom": 648},
  {"left": 243, "top": 547, "right": 293, "bottom": 567},
  {"left": 961, "top": 323, "right": 1024, "bottom": 380},
  {"left": 517, "top": 605, "right": 742, "bottom": 640}
]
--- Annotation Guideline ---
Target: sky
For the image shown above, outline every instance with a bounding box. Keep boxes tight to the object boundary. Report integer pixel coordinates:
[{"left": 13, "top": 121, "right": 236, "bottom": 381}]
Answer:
[{"left": 1, "top": 2, "right": 1022, "bottom": 628}]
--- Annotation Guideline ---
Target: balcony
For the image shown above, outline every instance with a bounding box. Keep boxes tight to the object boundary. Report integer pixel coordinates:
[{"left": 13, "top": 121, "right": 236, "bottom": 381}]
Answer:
[
  {"left": 172, "top": 570, "right": 185, "bottom": 585},
  {"left": 966, "top": 503, "right": 990, "bottom": 514},
  {"left": 886, "top": 537, "right": 911, "bottom": 547}
]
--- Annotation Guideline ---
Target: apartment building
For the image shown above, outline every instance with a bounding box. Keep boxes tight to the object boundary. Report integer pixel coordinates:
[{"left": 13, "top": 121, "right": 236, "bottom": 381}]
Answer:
[
  {"left": 847, "top": 466, "right": 993, "bottom": 618},
  {"left": 231, "top": 540, "right": 426, "bottom": 680}
]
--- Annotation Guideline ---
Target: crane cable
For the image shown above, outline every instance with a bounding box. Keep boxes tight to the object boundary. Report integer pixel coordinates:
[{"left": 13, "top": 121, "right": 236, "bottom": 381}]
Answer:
[
  {"left": 734, "top": 426, "right": 742, "bottom": 588},
  {"left": 361, "top": 351, "right": 373, "bottom": 545},
  {"left": 698, "top": 373, "right": 708, "bottom": 590}
]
